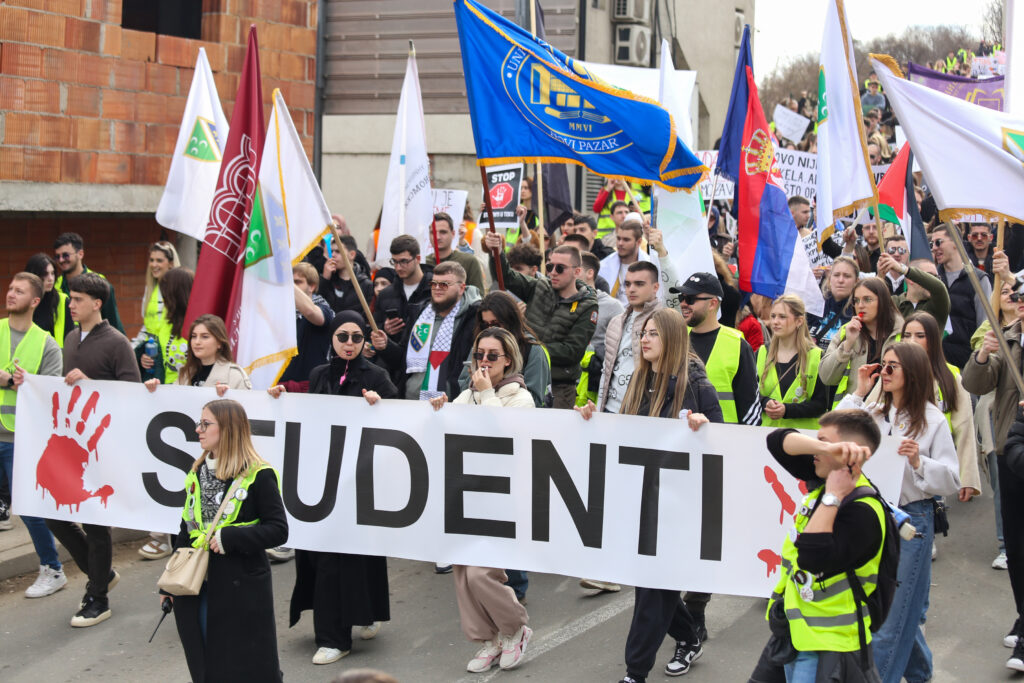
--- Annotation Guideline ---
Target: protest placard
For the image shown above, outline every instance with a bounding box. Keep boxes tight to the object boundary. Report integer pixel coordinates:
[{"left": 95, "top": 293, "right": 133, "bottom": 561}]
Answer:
[
  {"left": 772, "top": 104, "right": 812, "bottom": 144},
  {"left": 432, "top": 188, "right": 468, "bottom": 220},
  {"left": 479, "top": 163, "right": 524, "bottom": 230}
]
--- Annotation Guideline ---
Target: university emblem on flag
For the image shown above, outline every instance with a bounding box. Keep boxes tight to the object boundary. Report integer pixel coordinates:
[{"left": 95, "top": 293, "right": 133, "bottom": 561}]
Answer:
[
  {"left": 184, "top": 116, "right": 223, "bottom": 162},
  {"left": 1002, "top": 127, "right": 1024, "bottom": 166},
  {"left": 502, "top": 48, "right": 624, "bottom": 155},
  {"left": 411, "top": 323, "right": 431, "bottom": 352}
]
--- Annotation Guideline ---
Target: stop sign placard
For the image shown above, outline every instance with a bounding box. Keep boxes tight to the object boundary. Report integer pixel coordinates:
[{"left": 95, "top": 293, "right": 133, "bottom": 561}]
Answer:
[{"left": 489, "top": 182, "right": 514, "bottom": 209}]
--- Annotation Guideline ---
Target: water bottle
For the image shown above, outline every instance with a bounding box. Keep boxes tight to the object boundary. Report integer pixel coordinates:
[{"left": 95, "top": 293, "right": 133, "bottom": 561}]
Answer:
[{"left": 143, "top": 335, "right": 159, "bottom": 380}]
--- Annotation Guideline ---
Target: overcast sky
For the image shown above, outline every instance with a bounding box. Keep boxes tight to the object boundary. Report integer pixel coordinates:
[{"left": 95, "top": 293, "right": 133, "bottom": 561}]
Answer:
[{"left": 751, "top": 0, "right": 991, "bottom": 81}]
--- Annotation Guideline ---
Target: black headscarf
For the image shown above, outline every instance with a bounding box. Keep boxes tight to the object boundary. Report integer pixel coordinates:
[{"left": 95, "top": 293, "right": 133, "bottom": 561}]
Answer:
[{"left": 328, "top": 311, "right": 368, "bottom": 386}]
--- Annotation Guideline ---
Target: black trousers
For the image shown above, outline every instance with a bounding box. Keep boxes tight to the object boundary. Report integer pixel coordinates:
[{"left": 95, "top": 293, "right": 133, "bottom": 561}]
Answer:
[
  {"left": 46, "top": 520, "right": 111, "bottom": 600},
  {"left": 1001, "top": 456, "right": 1024, "bottom": 625},
  {"left": 625, "top": 587, "right": 698, "bottom": 679}
]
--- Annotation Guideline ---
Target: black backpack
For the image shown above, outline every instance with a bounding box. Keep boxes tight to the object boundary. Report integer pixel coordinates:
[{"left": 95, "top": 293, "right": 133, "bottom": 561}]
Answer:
[{"left": 840, "top": 483, "right": 901, "bottom": 661}]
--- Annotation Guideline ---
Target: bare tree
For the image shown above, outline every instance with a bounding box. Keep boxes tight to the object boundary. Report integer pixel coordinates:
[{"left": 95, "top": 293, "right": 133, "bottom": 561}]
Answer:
[{"left": 983, "top": 0, "right": 1005, "bottom": 44}]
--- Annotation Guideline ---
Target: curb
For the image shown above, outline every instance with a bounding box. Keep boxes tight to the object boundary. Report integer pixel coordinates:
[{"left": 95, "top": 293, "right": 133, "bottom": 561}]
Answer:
[{"left": 0, "top": 527, "right": 149, "bottom": 582}]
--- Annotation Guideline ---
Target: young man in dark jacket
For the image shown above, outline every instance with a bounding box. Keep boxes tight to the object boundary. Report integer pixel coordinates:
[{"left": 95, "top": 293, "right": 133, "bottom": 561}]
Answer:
[{"left": 47, "top": 272, "right": 140, "bottom": 628}]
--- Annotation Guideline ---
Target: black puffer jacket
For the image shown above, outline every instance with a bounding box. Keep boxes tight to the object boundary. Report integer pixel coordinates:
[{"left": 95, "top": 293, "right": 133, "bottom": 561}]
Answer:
[{"left": 637, "top": 358, "right": 724, "bottom": 422}]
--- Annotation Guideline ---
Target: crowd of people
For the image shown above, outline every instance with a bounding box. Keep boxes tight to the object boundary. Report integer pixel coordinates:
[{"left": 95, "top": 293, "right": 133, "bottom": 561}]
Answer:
[{"left": 0, "top": 156, "right": 1022, "bottom": 682}]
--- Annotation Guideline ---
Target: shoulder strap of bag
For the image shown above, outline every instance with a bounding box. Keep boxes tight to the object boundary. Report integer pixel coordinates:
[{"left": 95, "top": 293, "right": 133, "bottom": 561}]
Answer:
[{"left": 203, "top": 477, "right": 243, "bottom": 547}]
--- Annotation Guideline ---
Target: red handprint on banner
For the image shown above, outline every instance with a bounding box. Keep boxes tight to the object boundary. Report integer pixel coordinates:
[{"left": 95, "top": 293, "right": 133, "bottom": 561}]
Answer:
[
  {"left": 35, "top": 386, "right": 114, "bottom": 512},
  {"left": 757, "top": 548, "right": 783, "bottom": 577},
  {"left": 763, "top": 465, "right": 796, "bottom": 524}
]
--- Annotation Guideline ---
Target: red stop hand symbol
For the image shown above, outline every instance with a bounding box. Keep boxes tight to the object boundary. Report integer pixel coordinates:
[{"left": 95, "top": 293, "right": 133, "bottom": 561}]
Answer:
[{"left": 36, "top": 386, "right": 114, "bottom": 512}]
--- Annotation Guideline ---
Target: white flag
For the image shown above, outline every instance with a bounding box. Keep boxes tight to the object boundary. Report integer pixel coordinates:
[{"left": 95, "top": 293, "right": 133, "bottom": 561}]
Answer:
[
  {"left": 236, "top": 90, "right": 333, "bottom": 389},
  {"left": 156, "top": 48, "right": 229, "bottom": 240},
  {"left": 815, "top": 0, "right": 877, "bottom": 231},
  {"left": 376, "top": 50, "right": 434, "bottom": 268},
  {"left": 872, "top": 55, "right": 1024, "bottom": 225},
  {"left": 653, "top": 39, "right": 715, "bottom": 290}
]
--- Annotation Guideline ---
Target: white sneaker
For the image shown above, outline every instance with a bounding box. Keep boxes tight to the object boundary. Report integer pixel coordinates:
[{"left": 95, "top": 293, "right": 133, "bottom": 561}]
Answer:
[
  {"left": 312, "top": 646, "right": 348, "bottom": 665},
  {"left": 499, "top": 625, "right": 532, "bottom": 670},
  {"left": 931, "top": 542, "right": 937, "bottom": 561},
  {"left": 266, "top": 546, "right": 295, "bottom": 562},
  {"left": 360, "top": 621, "right": 381, "bottom": 640},
  {"left": 467, "top": 640, "right": 502, "bottom": 673},
  {"left": 25, "top": 565, "right": 67, "bottom": 598},
  {"left": 579, "top": 578, "right": 621, "bottom": 592},
  {"left": 994, "top": 552, "right": 1009, "bottom": 570}
]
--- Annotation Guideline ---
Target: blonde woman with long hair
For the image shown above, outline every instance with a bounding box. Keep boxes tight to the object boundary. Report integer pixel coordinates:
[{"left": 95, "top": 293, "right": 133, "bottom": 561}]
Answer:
[
  {"left": 162, "top": 399, "right": 288, "bottom": 683},
  {"left": 138, "top": 240, "right": 180, "bottom": 340},
  {"left": 757, "top": 295, "right": 828, "bottom": 428},
  {"left": 577, "top": 309, "right": 722, "bottom": 681}
]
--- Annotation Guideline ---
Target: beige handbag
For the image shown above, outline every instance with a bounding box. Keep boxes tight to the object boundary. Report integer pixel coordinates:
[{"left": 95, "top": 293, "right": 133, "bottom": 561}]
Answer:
[{"left": 158, "top": 478, "right": 241, "bottom": 596}]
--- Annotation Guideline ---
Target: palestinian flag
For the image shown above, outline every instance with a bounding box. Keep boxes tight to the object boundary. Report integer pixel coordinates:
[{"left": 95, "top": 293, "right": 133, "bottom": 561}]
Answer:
[{"left": 877, "top": 144, "right": 930, "bottom": 260}]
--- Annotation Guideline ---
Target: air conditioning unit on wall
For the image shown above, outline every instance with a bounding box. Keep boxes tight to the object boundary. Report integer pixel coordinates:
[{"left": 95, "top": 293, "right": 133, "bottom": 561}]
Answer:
[
  {"left": 615, "top": 24, "right": 651, "bottom": 67},
  {"left": 613, "top": 0, "right": 650, "bottom": 24}
]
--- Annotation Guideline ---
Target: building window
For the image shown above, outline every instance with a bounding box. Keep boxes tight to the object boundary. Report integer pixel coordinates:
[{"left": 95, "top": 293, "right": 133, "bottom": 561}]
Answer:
[{"left": 122, "top": 0, "right": 202, "bottom": 40}]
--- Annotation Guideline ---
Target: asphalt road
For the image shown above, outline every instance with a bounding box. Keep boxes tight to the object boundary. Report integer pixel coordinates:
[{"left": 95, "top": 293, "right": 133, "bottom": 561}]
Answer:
[{"left": 0, "top": 493, "right": 1018, "bottom": 682}]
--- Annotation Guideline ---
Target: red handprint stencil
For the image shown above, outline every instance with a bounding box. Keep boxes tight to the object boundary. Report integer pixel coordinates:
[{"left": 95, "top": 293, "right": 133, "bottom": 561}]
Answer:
[
  {"left": 36, "top": 386, "right": 114, "bottom": 512},
  {"left": 757, "top": 548, "right": 783, "bottom": 577},
  {"left": 763, "top": 466, "right": 796, "bottom": 524}
]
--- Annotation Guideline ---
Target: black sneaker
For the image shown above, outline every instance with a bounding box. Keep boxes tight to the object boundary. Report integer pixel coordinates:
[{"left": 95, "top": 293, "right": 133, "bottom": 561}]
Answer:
[
  {"left": 1008, "top": 637, "right": 1024, "bottom": 672},
  {"left": 665, "top": 640, "right": 703, "bottom": 676},
  {"left": 70, "top": 595, "right": 111, "bottom": 627},
  {"left": 694, "top": 623, "right": 708, "bottom": 643},
  {"left": 0, "top": 499, "right": 12, "bottom": 531},
  {"left": 1006, "top": 616, "right": 1021, "bottom": 648}
]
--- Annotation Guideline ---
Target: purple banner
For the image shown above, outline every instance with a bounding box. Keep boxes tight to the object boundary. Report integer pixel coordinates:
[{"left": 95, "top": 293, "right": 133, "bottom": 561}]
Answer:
[{"left": 906, "top": 62, "right": 1003, "bottom": 111}]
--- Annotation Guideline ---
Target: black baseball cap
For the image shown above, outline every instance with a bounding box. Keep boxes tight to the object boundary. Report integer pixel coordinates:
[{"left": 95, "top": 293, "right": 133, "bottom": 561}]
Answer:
[{"left": 669, "top": 272, "right": 724, "bottom": 299}]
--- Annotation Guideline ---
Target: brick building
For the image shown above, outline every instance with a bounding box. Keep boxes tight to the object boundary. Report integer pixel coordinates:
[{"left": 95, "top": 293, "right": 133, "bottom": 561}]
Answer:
[{"left": 0, "top": 0, "right": 318, "bottom": 332}]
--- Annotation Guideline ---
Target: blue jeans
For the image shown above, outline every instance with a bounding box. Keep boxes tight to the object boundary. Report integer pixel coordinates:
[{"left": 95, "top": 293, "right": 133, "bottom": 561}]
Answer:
[
  {"left": 784, "top": 650, "right": 819, "bottom": 682},
  {"left": 0, "top": 442, "right": 60, "bottom": 569},
  {"left": 505, "top": 569, "right": 528, "bottom": 599},
  {"left": 873, "top": 499, "right": 934, "bottom": 683}
]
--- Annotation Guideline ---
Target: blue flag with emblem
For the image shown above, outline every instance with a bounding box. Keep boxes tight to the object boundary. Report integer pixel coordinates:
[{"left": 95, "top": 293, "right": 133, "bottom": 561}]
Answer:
[{"left": 454, "top": 0, "right": 707, "bottom": 191}]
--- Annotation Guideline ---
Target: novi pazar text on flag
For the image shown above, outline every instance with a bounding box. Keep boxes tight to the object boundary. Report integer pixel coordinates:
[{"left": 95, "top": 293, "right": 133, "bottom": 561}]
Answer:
[
  {"left": 375, "top": 48, "right": 434, "bottom": 269},
  {"left": 717, "top": 26, "right": 825, "bottom": 316},
  {"left": 816, "top": 0, "right": 877, "bottom": 232},
  {"left": 873, "top": 54, "right": 1024, "bottom": 225},
  {"left": 453, "top": 0, "right": 706, "bottom": 191},
  {"left": 185, "top": 26, "right": 265, "bottom": 345},
  {"left": 236, "top": 90, "right": 334, "bottom": 389},
  {"left": 155, "top": 48, "right": 229, "bottom": 240}
]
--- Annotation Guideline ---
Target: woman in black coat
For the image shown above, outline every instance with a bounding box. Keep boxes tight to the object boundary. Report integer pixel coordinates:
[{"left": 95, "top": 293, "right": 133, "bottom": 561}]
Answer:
[
  {"left": 577, "top": 308, "right": 722, "bottom": 683},
  {"left": 167, "top": 399, "right": 288, "bottom": 683},
  {"left": 272, "top": 311, "right": 396, "bottom": 666}
]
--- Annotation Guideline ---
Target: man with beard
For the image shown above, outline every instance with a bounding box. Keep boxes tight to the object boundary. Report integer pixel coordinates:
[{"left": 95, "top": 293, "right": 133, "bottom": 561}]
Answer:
[{"left": 53, "top": 233, "right": 123, "bottom": 334}]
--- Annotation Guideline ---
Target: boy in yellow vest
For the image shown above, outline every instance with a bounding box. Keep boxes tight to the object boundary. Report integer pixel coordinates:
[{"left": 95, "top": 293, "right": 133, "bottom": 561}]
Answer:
[
  {"left": 750, "top": 410, "right": 886, "bottom": 682},
  {"left": 0, "top": 273, "right": 67, "bottom": 599}
]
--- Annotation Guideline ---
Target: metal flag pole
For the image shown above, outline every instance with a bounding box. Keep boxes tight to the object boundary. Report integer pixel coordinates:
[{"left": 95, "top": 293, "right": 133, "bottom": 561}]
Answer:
[{"left": 948, "top": 218, "right": 1024, "bottom": 396}]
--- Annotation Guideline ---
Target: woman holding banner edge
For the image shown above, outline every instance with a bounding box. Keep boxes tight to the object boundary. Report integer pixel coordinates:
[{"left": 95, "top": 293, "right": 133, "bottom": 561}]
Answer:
[
  {"left": 577, "top": 308, "right": 722, "bottom": 682},
  {"left": 429, "top": 326, "right": 534, "bottom": 673}
]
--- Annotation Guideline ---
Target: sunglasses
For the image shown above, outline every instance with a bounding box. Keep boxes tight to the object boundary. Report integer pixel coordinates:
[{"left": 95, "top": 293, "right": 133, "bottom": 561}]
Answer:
[
  {"left": 390, "top": 257, "right": 415, "bottom": 267},
  {"left": 969, "top": 232, "right": 992, "bottom": 240},
  {"left": 430, "top": 281, "right": 458, "bottom": 291},
  {"left": 930, "top": 238, "right": 946, "bottom": 248},
  {"left": 680, "top": 295, "right": 715, "bottom": 305},
  {"left": 1010, "top": 292, "right": 1024, "bottom": 303},
  {"left": 335, "top": 332, "right": 364, "bottom": 344},
  {"left": 480, "top": 320, "right": 503, "bottom": 329},
  {"left": 545, "top": 262, "right": 569, "bottom": 275},
  {"left": 473, "top": 351, "right": 506, "bottom": 362},
  {"left": 886, "top": 246, "right": 907, "bottom": 255},
  {"left": 55, "top": 252, "right": 74, "bottom": 261},
  {"left": 195, "top": 420, "right": 215, "bottom": 433},
  {"left": 878, "top": 361, "right": 902, "bottom": 375}
]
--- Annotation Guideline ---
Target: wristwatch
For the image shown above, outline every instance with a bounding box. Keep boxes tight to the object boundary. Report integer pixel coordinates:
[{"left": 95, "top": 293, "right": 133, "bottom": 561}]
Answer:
[
  {"left": 821, "top": 492, "right": 841, "bottom": 507},
  {"left": 5, "top": 377, "right": 13, "bottom": 388}
]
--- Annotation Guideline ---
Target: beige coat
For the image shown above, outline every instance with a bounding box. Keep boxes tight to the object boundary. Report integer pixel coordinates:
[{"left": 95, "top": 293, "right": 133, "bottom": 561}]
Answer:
[
  {"left": 453, "top": 381, "right": 534, "bottom": 408},
  {"left": 962, "top": 319, "right": 1024, "bottom": 457},
  {"left": 819, "top": 315, "right": 904, "bottom": 390},
  {"left": 178, "top": 360, "right": 252, "bottom": 390},
  {"left": 597, "top": 298, "right": 662, "bottom": 411}
]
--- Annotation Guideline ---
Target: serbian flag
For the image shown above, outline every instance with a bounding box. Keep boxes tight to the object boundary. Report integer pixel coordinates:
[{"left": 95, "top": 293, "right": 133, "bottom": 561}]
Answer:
[
  {"left": 877, "top": 144, "right": 929, "bottom": 260},
  {"left": 184, "top": 26, "right": 265, "bottom": 347},
  {"left": 717, "top": 26, "right": 824, "bottom": 316}
]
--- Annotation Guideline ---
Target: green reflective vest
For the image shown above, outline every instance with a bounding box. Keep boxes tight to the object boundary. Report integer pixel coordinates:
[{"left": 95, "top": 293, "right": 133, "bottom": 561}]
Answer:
[
  {"left": 182, "top": 463, "right": 278, "bottom": 549},
  {"left": 704, "top": 325, "right": 744, "bottom": 423},
  {"left": 757, "top": 345, "right": 822, "bottom": 430},
  {"left": 0, "top": 320, "right": 48, "bottom": 431},
  {"left": 596, "top": 183, "right": 651, "bottom": 238},
  {"left": 767, "top": 477, "right": 886, "bottom": 652},
  {"left": 576, "top": 349, "right": 597, "bottom": 407},
  {"left": 52, "top": 290, "right": 68, "bottom": 348},
  {"left": 937, "top": 363, "right": 960, "bottom": 432},
  {"left": 143, "top": 287, "right": 164, "bottom": 337}
]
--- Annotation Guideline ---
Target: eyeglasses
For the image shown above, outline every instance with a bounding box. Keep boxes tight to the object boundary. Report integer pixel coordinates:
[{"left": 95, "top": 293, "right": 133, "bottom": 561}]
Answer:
[
  {"left": 886, "top": 246, "right": 907, "bottom": 255},
  {"left": 390, "top": 257, "right": 415, "bottom": 267},
  {"left": 335, "top": 332, "right": 364, "bottom": 344},
  {"left": 930, "top": 238, "right": 946, "bottom": 248},
  {"left": 430, "top": 280, "right": 459, "bottom": 291},
  {"left": 195, "top": 420, "right": 215, "bottom": 433},
  {"left": 545, "top": 262, "right": 568, "bottom": 275},
  {"left": 969, "top": 232, "right": 992, "bottom": 240},
  {"left": 55, "top": 252, "right": 74, "bottom": 261},
  {"left": 639, "top": 329, "right": 659, "bottom": 339},
  {"left": 1010, "top": 292, "right": 1024, "bottom": 303},
  {"left": 879, "top": 361, "right": 902, "bottom": 375},
  {"left": 852, "top": 296, "right": 876, "bottom": 305},
  {"left": 680, "top": 295, "right": 715, "bottom": 305},
  {"left": 473, "top": 351, "right": 506, "bottom": 362},
  {"left": 480, "top": 319, "right": 503, "bottom": 329}
]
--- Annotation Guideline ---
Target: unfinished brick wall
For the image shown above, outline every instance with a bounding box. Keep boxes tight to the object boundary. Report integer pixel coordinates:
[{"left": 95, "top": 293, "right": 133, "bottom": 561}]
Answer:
[{"left": 0, "top": 0, "right": 318, "bottom": 185}]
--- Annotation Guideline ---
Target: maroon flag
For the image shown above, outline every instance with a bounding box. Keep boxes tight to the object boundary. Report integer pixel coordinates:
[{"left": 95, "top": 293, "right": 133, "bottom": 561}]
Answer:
[{"left": 184, "top": 26, "right": 265, "bottom": 348}]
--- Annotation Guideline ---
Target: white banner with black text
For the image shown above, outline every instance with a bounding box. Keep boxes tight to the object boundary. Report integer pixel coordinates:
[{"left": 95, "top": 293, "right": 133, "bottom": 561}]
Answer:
[{"left": 13, "top": 377, "right": 904, "bottom": 597}]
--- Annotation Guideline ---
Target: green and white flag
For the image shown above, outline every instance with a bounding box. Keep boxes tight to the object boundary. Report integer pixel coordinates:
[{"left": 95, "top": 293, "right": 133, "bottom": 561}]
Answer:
[
  {"left": 815, "top": 0, "right": 877, "bottom": 238},
  {"left": 235, "top": 89, "right": 333, "bottom": 389},
  {"left": 156, "top": 48, "right": 229, "bottom": 239}
]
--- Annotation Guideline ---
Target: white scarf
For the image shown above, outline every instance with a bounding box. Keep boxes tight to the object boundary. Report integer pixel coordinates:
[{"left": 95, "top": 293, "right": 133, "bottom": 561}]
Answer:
[
  {"left": 597, "top": 248, "right": 661, "bottom": 304},
  {"left": 406, "top": 299, "right": 462, "bottom": 400}
]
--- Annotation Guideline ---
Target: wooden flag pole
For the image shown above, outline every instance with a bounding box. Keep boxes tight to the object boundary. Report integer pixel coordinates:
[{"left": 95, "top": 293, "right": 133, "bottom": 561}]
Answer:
[
  {"left": 479, "top": 166, "right": 507, "bottom": 291},
  {"left": 329, "top": 221, "right": 379, "bottom": 333},
  {"left": 948, "top": 219, "right": 1024, "bottom": 396},
  {"left": 528, "top": 0, "right": 546, "bottom": 270},
  {"left": 992, "top": 217, "right": 1006, "bottom": 314},
  {"left": 429, "top": 215, "right": 440, "bottom": 266}
]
